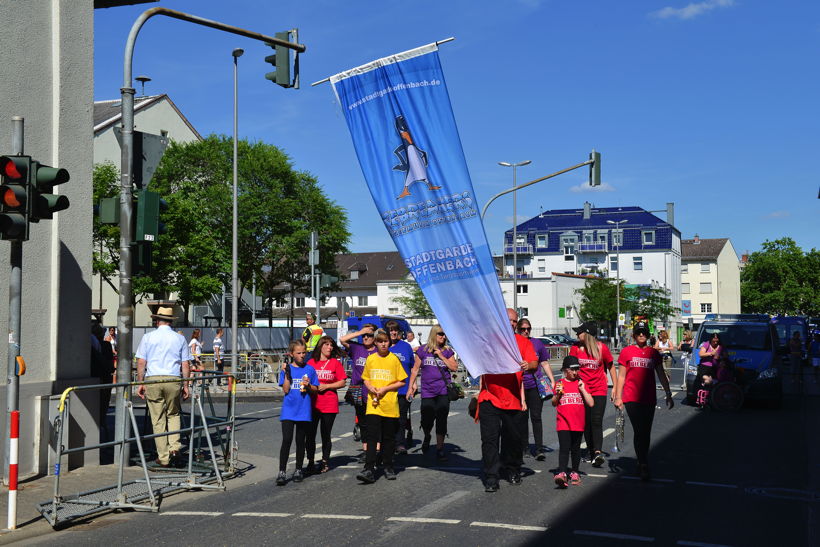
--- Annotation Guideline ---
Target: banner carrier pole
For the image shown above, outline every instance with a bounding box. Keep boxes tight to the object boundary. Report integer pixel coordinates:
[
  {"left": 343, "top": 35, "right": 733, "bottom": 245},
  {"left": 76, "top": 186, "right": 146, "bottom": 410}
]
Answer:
[{"left": 310, "top": 37, "right": 456, "bottom": 87}]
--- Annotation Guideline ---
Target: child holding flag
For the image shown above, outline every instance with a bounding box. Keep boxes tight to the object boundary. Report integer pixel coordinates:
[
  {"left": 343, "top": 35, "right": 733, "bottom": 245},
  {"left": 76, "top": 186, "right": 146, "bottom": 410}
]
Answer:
[{"left": 552, "top": 355, "right": 594, "bottom": 488}]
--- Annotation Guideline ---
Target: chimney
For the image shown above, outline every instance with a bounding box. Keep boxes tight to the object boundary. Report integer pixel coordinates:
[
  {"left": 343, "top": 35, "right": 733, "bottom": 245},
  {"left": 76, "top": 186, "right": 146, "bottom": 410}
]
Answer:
[
  {"left": 693, "top": 234, "right": 700, "bottom": 244},
  {"left": 583, "top": 201, "right": 591, "bottom": 220},
  {"left": 741, "top": 251, "right": 749, "bottom": 263}
]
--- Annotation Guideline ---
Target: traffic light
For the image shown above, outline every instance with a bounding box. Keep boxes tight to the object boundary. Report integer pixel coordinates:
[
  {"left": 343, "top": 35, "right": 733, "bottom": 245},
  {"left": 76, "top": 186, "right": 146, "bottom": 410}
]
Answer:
[
  {"left": 264, "top": 30, "right": 295, "bottom": 88},
  {"left": 0, "top": 155, "right": 31, "bottom": 240},
  {"left": 589, "top": 149, "right": 601, "bottom": 187},
  {"left": 135, "top": 189, "right": 167, "bottom": 242},
  {"left": 132, "top": 241, "right": 153, "bottom": 276},
  {"left": 30, "top": 160, "right": 70, "bottom": 221}
]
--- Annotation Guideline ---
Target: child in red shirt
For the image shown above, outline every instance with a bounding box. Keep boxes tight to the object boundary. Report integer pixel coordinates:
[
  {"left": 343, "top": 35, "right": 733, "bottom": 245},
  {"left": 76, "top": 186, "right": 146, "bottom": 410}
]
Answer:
[{"left": 552, "top": 355, "right": 594, "bottom": 488}]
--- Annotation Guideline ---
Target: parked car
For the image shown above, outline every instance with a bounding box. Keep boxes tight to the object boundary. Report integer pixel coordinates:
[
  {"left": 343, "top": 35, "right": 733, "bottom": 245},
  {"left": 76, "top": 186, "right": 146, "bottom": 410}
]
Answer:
[
  {"left": 538, "top": 335, "right": 569, "bottom": 347},
  {"left": 544, "top": 333, "right": 578, "bottom": 346}
]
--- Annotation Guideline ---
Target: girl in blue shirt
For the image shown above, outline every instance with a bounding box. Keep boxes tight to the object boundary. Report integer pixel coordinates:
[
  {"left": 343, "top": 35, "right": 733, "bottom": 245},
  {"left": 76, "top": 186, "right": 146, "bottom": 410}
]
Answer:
[{"left": 276, "top": 340, "right": 319, "bottom": 486}]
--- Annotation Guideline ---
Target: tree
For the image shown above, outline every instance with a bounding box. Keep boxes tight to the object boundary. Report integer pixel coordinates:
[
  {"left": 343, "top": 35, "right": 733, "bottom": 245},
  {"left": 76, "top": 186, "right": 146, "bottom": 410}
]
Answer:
[
  {"left": 576, "top": 278, "right": 677, "bottom": 331},
  {"left": 92, "top": 161, "right": 120, "bottom": 296},
  {"left": 741, "top": 238, "right": 819, "bottom": 316},
  {"left": 394, "top": 280, "right": 434, "bottom": 318}
]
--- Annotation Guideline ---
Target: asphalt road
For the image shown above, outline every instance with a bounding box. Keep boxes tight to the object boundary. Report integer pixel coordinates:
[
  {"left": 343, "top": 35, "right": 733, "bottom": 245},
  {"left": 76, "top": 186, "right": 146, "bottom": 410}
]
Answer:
[{"left": 22, "top": 374, "right": 819, "bottom": 546}]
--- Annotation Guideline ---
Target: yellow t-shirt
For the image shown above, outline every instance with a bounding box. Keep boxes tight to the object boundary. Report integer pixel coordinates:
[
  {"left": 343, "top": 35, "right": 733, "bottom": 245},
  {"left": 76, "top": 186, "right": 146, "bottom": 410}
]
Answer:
[{"left": 362, "top": 352, "right": 408, "bottom": 418}]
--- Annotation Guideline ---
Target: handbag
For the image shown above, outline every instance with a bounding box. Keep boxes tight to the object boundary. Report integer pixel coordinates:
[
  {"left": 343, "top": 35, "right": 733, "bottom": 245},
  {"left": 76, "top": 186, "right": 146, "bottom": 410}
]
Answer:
[
  {"left": 468, "top": 396, "right": 478, "bottom": 419},
  {"left": 439, "top": 364, "right": 464, "bottom": 402},
  {"left": 345, "top": 384, "right": 364, "bottom": 407},
  {"left": 535, "top": 370, "right": 553, "bottom": 400}
]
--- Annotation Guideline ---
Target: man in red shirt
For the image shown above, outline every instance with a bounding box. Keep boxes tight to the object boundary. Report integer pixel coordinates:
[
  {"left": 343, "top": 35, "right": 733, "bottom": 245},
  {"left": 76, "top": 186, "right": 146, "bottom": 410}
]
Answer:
[{"left": 478, "top": 308, "right": 538, "bottom": 492}]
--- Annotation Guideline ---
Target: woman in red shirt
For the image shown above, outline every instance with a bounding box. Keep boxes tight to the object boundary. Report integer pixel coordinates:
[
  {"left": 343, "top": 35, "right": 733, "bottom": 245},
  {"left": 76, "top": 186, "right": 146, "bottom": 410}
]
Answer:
[
  {"left": 570, "top": 321, "right": 616, "bottom": 468},
  {"left": 614, "top": 322, "right": 674, "bottom": 481},
  {"left": 552, "top": 356, "right": 594, "bottom": 488},
  {"left": 306, "top": 336, "right": 347, "bottom": 474}
]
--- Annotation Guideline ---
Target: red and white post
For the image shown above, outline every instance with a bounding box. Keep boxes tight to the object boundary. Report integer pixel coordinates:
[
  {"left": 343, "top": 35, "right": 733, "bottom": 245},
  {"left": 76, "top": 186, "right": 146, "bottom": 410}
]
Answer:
[{"left": 7, "top": 410, "right": 19, "bottom": 530}]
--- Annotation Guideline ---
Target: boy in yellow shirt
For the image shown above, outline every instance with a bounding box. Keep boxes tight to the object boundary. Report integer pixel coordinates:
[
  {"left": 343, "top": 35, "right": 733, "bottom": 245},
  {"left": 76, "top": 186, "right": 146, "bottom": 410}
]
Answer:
[{"left": 357, "top": 330, "right": 407, "bottom": 483}]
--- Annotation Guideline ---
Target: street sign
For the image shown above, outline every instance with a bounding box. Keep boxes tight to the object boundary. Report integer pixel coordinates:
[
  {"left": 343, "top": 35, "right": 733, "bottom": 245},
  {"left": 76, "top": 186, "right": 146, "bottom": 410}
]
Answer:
[
  {"left": 618, "top": 313, "right": 626, "bottom": 326},
  {"left": 114, "top": 128, "right": 169, "bottom": 189}
]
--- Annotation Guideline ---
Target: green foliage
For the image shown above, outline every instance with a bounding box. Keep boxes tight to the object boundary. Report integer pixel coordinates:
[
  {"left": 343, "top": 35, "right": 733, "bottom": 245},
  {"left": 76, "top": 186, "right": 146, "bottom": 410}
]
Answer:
[
  {"left": 394, "top": 281, "right": 434, "bottom": 318},
  {"left": 741, "top": 238, "right": 819, "bottom": 316},
  {"left": 92, "top": 161, "right": 120, "bottom": 290},
  {"left": 576, "top": 277, "right": 676, "bottom": 327}
]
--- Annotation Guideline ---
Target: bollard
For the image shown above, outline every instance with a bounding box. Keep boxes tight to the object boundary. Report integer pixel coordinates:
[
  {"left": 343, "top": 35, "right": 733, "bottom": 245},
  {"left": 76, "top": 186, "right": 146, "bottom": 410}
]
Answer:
[{"left": 7, "top": 410, "right": 19, "bottom": 530}]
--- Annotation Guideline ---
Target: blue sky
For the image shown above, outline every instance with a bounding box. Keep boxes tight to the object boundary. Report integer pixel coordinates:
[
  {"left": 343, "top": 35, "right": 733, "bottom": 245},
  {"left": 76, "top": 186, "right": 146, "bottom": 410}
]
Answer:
[{"left": 94, "top": 0, "right": 820, "bottom": 257}]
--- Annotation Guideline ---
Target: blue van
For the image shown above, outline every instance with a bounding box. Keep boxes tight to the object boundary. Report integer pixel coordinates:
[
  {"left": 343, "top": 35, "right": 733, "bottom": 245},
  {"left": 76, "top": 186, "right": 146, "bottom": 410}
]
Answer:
[
  {"left": 686, "top": 314, "right": 782, "bottom": 407},
  {"left": 771, "top": 315, "right": 809, "bottom": 354}
]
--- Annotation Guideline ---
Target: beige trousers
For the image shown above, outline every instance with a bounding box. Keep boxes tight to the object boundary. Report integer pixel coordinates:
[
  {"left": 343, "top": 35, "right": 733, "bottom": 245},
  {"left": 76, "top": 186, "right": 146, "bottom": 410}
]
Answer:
[{"left": 145, "top": 376, "right": 182, "bottom": 464}]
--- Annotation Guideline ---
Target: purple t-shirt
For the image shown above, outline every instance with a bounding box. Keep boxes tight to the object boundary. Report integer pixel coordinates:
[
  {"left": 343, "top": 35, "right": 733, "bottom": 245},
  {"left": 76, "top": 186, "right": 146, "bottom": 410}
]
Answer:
[
  {"left": 699, "top": 341, "right": 721, "bottom": 367},
  {"left": 346, "top": 342, "right": 377, "bottom": 398},
  {"left": 522, "top": 337, "right": 549, "bottom": 390},
  {"left": 416, "top": 346, "right": 455, "bottom": 398}
]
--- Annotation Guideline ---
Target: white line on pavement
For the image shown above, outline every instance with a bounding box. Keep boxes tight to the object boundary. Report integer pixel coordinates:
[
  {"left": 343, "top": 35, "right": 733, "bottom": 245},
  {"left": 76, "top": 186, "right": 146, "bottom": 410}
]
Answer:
[
  {"left": 387, "top": 517, "right": 460, "bottom": 524},
  {"left": 587, "top": 473, "right": 608, "bottom": 478},
  {"left": 339, "top": 432, "right": 353, "bottom": 438},
  {"left": 677, "top": 541, "right": 733, "bottom": 547},
  {"left": 411, "top": 410, "right": 420, "bottom": 414},
  {"left": 301, "top": 514, "right": 371, "bottom": 520},
  {"left": 238, "top": 408, "right": 274, "bottom": 417},
  {"left": 470, "top": 522, "right": 547, "bottom": 532},
  {"left": 685, "top": 481, "right": 737, "bottom": 489},
  {"left": 603, "top": 427, "right": 615, "bottom": 437},
  {"left": 233, "top": 512, "right": 293, "bottom": 517},
  {"left": 574, "top": 530, "right": 654, "bottom": 542},
  {"left": 162, "top": 511, "right": 223, "bottom": 516},
  {"left": 448, "top": 411, "right": 460, "bottom": 417}
]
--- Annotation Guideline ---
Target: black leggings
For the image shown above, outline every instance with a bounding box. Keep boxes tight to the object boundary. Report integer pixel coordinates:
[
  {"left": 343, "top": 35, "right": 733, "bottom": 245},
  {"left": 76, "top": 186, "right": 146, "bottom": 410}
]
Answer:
[
  {"left": 396, "top": 396, "right": 412, "bottom": 444},
  {"left": 624, "top": 402, "right": 655, "bottom": 465},
  {"left": 420, "top": 395, "right": 450, "bottom": 437},
  {"left": 365, "top": 415, "right": 397, "bottom": 469},
  {"left": 521, "top": 388, "right": 544, "bottom": 449},
  {"left": 584, "top": 395, "right": 608, "bottom": 455},
  {"left": 693, "top": 365, "right": 715, "bottom": 394},
  {"left": 355, "top": 403, "right": 368, "bottom": 444},
  {"left": 557, "top": 430, "right": 583, "bottom": 472},
  {"left": 307, "top": 411, "right": 337, "bottom": 462},
  {"left": 279, "top": 420, "right": 309, "bottom": 471}
]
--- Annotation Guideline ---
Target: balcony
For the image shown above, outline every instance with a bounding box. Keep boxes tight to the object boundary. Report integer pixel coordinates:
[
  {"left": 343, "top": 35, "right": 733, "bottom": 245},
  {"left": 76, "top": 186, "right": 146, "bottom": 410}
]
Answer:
[
  {"left": 576, "top": 242, "right": 608, "bottom": 253},
  {"left": 504, "top": 244, "right": 534, "bottom": 254}
]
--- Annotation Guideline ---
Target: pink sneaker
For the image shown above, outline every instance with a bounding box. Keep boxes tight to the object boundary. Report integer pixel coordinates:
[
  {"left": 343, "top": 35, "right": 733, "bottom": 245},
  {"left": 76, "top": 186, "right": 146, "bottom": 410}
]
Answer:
[
  {"left": 570, "top": 472, "right": 581, "bottom": 485},
  {"left": 554, "top": 472, "right": 568, "bottom": 489}
]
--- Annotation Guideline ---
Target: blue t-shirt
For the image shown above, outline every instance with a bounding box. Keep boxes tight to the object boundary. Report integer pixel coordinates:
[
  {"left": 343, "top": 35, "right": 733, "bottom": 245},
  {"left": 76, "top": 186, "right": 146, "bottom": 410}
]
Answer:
[
  {"left": 390, "top": 340, "right": 416, "bottom": 396},
  {"left": 278, "top": 364, "right": 319, "bottom": 422}
]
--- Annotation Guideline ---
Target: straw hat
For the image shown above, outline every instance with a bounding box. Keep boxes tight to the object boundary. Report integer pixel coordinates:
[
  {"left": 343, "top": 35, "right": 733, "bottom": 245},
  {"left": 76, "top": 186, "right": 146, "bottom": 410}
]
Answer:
[{"left": 151, "top": 306, "right": 177, "bottom": 321}]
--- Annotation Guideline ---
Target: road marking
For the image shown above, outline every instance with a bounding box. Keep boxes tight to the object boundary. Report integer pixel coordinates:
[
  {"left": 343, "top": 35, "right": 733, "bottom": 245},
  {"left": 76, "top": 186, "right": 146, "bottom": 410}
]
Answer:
[
  {"left": 411, "top": 410, "right": 420, "bottom": 415},
  {"left": 301, "top": 514, "right": 371, "bottom": 520},
  {"left": 470, "top": 521, "right": 547, "bottom": 532},
  {"left": 686, "top": 481, "right": 737, "bottom": 489},
  {"left": 677, "top": 541, "right": 733, "bottom": 547},
  {"left": 603, "top": 427, "right": 615, "bottom": 437},
  {"left": 162, "top": 511, "right": 223, "bottom": 516},
  {"left": 448, "top": 411, "right": 460, "bottom": 417},
  {"left": 339, "top": 432, "right": 353, "bottom": 438},
  {"left": 233, "top": 512, "right": 292, "bottom": 517},
  {"left": 574, "top": 530, "right": 654, "bottom": 542},
  {"left": 387, "top": 517, "right": 460, "bottom": 524},
  {"left": 339, "top": 465, "right": 359, "bottom": 469},
  {"left": 238, "top": 408, "right": 274, "bottom": 417},
  {"left": 587, "top": 473, "right": 608, "bottom": 478}
]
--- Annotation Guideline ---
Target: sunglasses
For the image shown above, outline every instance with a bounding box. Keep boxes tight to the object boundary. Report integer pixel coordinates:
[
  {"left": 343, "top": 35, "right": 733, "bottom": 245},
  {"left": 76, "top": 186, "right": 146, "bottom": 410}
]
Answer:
[
  {"left": 436, "top": 332, "right": 446, "bottom": 337},
  {"left": 518, "top": 327, "right": 531, "bottom": 332},
  {"left": 362, "top": 333, "right": 375, "bottom": 338}
]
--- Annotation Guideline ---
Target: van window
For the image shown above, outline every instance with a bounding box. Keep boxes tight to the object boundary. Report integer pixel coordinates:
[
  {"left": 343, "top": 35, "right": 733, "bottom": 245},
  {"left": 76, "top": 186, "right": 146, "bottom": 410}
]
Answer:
[{"left": 698, "top": 324, "right": 773, "bottom": 351}]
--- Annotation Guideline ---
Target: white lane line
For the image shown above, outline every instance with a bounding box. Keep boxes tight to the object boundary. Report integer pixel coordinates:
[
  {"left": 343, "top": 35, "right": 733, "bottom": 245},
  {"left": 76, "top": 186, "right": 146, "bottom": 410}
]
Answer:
[
  {"left": 603, "top": 427, "right": 615, "bottom": 437},
  {"left": 685, "top": 481, "right": 737, "bottom": 489},
  {"left": 301, "top": 514, "right": 371, "bottom": 520},
  {"left": 162, "top": 511, "right": 223, "bottom": 516},
  {"left": 233, "top": 512, "right": 292, "bottom": 517},
  {"left": 339, "top": 432, "right": 353, "bottom": 438},
  {"left": 387, "top": 517, "right": 460, "bottom": 524},
  {"left": 471, "top": 521, "right": 547, "bottom": 532},
  {"left": 574, "top": 530, "right": 654, "bottom": 542},
  {"left": 677, "top": 541, "right": 733, "bottom": 547},
  {"left": 238, "top": 408, "right": 274, "bottom": 417},
  {"left": 448, "top": 411, "right": 460, "bottom": 417},
  {"left": 621, "top": 476, "right": 675, "bottom": 483},
  {"left": 587, "top": 473, "right": 608, "bottom": 478},
  {"left": 339, "top": 465, "right": 359, "bottom": 469},
  {"left": 411, "top": 410, "right": 421, "bottom": 415}
]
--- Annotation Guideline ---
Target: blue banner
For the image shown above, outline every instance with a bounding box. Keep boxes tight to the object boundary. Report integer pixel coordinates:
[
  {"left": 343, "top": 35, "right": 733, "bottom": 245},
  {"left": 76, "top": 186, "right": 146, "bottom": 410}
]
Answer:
[{"left": 330, "top": 44, "right": 520, "bottom": 375}]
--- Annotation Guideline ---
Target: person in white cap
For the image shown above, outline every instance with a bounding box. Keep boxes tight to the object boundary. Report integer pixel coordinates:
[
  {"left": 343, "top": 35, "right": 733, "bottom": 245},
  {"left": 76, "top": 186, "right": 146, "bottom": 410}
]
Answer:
[{"left": 135, "top": 306, "right": 191, "bottom": 468}]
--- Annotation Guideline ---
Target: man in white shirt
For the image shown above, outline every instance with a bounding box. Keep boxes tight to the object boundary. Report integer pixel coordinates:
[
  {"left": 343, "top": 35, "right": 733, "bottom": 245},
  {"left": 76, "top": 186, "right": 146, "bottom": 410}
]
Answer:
[{"left": 135, "top": 307, "right": 191, "bottom": 467}]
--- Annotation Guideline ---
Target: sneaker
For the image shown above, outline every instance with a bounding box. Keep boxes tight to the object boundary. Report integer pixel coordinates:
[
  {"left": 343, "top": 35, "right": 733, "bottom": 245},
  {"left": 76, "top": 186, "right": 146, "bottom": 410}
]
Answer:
[
  {"left": 384, "top": 467, "right": 397, "bottom": 480},
  {"left": 436, "top": 448, "right": 448, "bottom": 462},
  {"left": 554, "top": 472, "right": 568, "bottom": 489},
  {"left": 535, "top": 448, "right": 547, "bottom": 462},
  {"left": 508, "top": 471, "right": 522, "bottom": 485},
  {"left": 356, "top": 468, "right": 376, "bottom": 484},
  {"left": 292, "top": 469, "right": 304, "bottom": 483},
  {"left": 304, "top": 462, "right": 315, "bottom": 476},
  {"left": 422, "top": 434, "right": 431, "bottom": 452},
  {"left": 484, "top": 480, "right": 499, "bottom": 493},
  {"left": 639, "top": 464, "right": 651, "bottom": 482},
  {"left": 275, "top": 471, "right": 287, "bottom": 486},
  {"left": 592, "top": 452, "right": 606, "bottom": 468},
  {"left": 357, "top": 452, "right": 367, "bottom": 464},
  {"left": 395, "top": 445, "right": 407, "bottom": 455},
  {"left": 570, "top": 472, "right": 581, "bottom": 486}
]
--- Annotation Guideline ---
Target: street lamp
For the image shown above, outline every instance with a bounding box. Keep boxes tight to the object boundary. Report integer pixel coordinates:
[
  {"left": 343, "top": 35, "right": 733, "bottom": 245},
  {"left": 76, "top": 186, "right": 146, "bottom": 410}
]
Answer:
[
  {"left": 498, "top": 160, "right": 531, "bottom": 315},
  {"left": 607, "top": 219, "right": 628, "bottom": 345},
  {"left": 231, "top": 47, "right": 243, "bottom": 378}
]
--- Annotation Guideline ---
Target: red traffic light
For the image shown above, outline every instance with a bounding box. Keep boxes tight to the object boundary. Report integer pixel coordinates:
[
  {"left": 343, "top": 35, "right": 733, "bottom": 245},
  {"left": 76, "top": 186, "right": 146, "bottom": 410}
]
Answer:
[
  {"left": 0, "top": 156, "right": 27, "bottom": 180},
  {"left": 1, "top": 186, "right": 25, "bottom": 208}
]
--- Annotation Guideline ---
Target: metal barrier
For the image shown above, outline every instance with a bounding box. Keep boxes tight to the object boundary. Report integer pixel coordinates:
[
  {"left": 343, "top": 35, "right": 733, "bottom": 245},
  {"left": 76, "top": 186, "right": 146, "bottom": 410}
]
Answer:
[{"left": 36, "top": 373, "right": 237, "bottom": 528}]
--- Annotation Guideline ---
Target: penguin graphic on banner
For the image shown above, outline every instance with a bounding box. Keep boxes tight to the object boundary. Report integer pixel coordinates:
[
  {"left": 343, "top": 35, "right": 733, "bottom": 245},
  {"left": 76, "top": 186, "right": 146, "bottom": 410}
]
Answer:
[{"left": 393, "top": 115, "right": 441, "bottom": 199}]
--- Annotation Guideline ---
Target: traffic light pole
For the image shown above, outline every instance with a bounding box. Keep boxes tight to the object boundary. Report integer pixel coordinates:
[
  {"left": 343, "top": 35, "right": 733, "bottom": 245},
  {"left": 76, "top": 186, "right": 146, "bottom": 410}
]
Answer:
[
  {"left": 3, "top": 116, "right": 24, "bottom": 486},
  {"left": 113, "top": 7, "right": 306, "bottom": 464}
]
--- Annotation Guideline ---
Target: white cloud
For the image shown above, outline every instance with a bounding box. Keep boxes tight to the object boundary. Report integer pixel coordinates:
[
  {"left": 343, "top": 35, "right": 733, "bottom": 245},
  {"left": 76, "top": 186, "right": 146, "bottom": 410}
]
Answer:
[
  {"left": 569, "top": 182, "right": 616, "bottom": 193},
  {"left": 651, "top": 0, "right": 735, "bottom": 20},
  {"left": 765, "top": 210, "right": 791, "bottom": 219}
]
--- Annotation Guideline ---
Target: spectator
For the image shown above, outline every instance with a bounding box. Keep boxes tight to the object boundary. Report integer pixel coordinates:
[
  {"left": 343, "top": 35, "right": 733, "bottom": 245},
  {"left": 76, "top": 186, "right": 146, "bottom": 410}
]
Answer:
[
  {"left": 212, "top": 328, "right": 225, "bottom": 386},
  {"left": 552, "top": 356, "right": 595, "bottom": 488},
  {"left": 516, "top": 318, "right": 556, "bottom": 461},
  {"left": 306, "top": 336, "right": 347, "bottom": 474},
  {"left": 789, "top": 331, "right": 804, "bottom": 376},
  {"left": 406, "top": 331, "right": 421, "bottom": 349},
  {"left": 91, "top": 322, "right": 115, "bottom": 436},
  {"left": 302, "top": 312, "right": 324, "bottom": 353},
  {"left": 189, "top": 329, "right": 203, "bottom": 373},
  {"left": 104, "top": 326, "right": 117, "bottom": 376},
  {"left": 340, "top": 324, "right": 379, "bottom": 462},
  {"left": 695, "top": 333, "right": 722, "bottom": 396},
  {"left": 654, "top": 330, "right": 676, "bottom": 384},
  {"left": 385, "top": 320, "right": 415, "bottom": 455}
]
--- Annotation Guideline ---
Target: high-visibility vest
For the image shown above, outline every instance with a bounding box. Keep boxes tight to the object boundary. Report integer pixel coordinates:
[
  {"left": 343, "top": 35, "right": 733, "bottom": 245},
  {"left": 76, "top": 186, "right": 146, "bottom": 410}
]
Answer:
[{"left": 303, "top": 324, "right": 324, "bottom": 352}]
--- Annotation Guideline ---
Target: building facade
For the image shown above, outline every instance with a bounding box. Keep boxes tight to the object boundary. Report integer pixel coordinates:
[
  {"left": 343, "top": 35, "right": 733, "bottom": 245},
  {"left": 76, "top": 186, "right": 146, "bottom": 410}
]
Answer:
[{"left": 680, "top": 236, "right": 741, "bottom": 327}]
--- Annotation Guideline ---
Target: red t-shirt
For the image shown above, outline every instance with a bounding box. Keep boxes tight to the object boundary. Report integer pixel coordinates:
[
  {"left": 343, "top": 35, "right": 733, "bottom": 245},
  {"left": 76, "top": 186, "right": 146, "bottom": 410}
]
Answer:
[
  {"left": 478, "top": 335, "right": 535, "bottom": 410},
  {"left": 617, "top": 344, "right": 661, "bottom": 405},
  {"left": 570, "top": 342, "right": 614, "bottom": 396},
  {"left": 555, "top": 378, "right": 585, "bottom": 431},
  {"left": 308, "top": 358, "right": 347, "bottom": 414}
]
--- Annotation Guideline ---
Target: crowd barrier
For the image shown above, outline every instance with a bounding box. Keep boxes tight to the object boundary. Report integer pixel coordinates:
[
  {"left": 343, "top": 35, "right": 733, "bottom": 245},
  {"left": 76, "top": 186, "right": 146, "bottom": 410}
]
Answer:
[{"left": 36, "top": 373, "right": 236, "bottom": 528}]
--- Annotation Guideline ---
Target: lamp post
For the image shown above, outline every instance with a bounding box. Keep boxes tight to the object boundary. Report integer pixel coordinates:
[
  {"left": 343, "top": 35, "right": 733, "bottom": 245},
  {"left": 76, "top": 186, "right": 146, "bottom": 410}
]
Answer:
[
  {"left": 498, "top": 160, "right": 531, "bottom": 314},
  {"left": 231, "top": 47, "right": 243, "bottom": 378},
  {"left": 607, "top": 219, "right": 628, "bottom": 345}
]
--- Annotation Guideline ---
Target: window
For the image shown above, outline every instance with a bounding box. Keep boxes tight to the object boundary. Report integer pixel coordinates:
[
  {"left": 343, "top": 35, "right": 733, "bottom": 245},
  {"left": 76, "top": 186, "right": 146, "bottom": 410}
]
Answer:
[
  {"left": 583, "top": 232, "right": 594, "bottom": 244},
  {"left": 700, "top": 282, "right": 712, "bottom": 294},
  {"left": 294, "top": 297, "right": 305, "bottom": 307},
  {"left": 537, "top": 258, "right": 546, "bottom": 273},
  {"left": 388, "top": 307, "right": 399, "bottom": 314},
  {"left": 612, "top": 231, "right": 623, "bottom": 246},
  {"left": 589, "top": 257, "right": 599, "bottom": 264},
  {"left": 610, "top": 256, "right": 618, "bottom": 271},
  {"left": 633, "top": 256, "right": 643, "bottom": 271},
  {"left": 566, "top": 307, "right": 574, "bottom": 319},
  {"left": 681, "top": 263, "right": 688, "bottom": 273},
  {"left": 350, "top": 270, "right": 359, "bottom": 280},
  {"left": 642, "top": 231, "right": 655, "bottom": 245},
  {"left": 561, "top": 235, "right": 576, "bottom": 256},
  {"left": 388, "top": 285, "right": 399, "bottom": 294},
  {"left": 519, "top": 308, "right": 529, "bottom": 317},
  {"left": 536, "top": 234, "right": 547, "bottom": 248},
  {"left": 274, "top": 298, "right": 285, "bottom": 308},
  {"left": 701, "top": 263, "right": 711, "bottom": 273},
  {"left": 700, "top": 303, "right": 712, "bottom": 313},
  {"left": 517, "top": 284, "right": 528, "bottom": 294},
  {"left": 357, "top": 296, "right": 368, "bottom": 306},
  {"left": 597, "top": 232, "right": 607, "bottom": 244},
  {"left": 682, "top": 283, "right": 690, "bottom": 294},
  {"left": 515, "top": 234, "right": 526, "bottom": 246}
]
